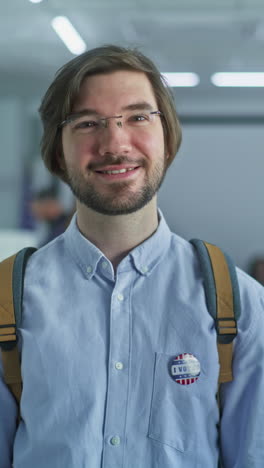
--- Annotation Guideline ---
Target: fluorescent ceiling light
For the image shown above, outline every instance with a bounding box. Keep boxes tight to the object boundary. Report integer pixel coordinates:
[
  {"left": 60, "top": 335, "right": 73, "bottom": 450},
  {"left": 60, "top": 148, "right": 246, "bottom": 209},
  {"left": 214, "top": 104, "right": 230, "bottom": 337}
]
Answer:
[
  {"left": 162, "top": 72, "right": 200, "bottom": 87},
  {"left": 29, "top": 0, "right": 43, "bottom": 3},
  {"left": 51, "top": 16, "right": 86, "bottom": 55},
  {"left": 211, "top": 72, "right": 264, "bottom": 87}
]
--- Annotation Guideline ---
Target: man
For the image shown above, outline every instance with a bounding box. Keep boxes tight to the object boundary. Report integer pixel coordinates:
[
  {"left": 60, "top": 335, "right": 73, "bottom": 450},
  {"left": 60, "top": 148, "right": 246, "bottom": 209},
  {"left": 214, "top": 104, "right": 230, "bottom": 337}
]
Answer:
[{"left": 0, "top": 45, "right": 263, "bottom": 468}]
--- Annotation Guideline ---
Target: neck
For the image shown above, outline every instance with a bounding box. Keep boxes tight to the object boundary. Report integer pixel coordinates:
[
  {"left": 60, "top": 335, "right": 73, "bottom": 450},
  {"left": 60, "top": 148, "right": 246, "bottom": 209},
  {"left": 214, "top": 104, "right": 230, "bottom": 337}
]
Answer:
[{"left": 76, "top": 198, "right": 159, "bottom": 269}]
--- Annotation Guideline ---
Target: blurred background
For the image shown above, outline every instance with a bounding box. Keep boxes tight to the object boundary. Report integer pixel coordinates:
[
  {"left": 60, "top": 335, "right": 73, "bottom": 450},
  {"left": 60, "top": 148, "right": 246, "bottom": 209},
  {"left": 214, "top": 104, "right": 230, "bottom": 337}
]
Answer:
[{"left": 0, "top": 0, "right": 263, "bottom": 282}]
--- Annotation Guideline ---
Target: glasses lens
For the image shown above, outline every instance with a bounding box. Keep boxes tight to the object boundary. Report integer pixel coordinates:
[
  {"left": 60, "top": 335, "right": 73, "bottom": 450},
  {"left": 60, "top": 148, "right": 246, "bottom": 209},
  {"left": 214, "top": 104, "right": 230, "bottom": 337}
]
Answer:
[
  {"left": 125, "top": 111, "right": 160, "bottom": 127},
  {"left": 61, "top": 111, "right": 161, "bottom": 132},
  {"left": 68, "top": 115, "right": 100, "bottom": 133}
]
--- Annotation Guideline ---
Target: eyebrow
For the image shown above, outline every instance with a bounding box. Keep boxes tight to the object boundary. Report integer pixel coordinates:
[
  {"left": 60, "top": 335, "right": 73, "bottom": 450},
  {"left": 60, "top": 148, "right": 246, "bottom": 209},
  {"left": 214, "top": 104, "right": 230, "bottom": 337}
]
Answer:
[
  {"left": 69, "top": 101, "right": 155, "bottom": 119},
  {"left": 121, "top": 102, "right": 154, "bottom": 112}
]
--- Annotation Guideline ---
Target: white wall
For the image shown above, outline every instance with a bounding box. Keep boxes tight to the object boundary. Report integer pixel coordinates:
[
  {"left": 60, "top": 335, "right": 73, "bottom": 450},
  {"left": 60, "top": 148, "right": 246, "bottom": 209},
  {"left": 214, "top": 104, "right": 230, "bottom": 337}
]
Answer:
[
  {"left": 159, "top": 122, "right": 264, "bottom": 272},
  {"left": 0, "top": 98, "right": 36, "bottom": 228},
  {"left": 0, "top": 99, "right": 23, "bottom": 227}
]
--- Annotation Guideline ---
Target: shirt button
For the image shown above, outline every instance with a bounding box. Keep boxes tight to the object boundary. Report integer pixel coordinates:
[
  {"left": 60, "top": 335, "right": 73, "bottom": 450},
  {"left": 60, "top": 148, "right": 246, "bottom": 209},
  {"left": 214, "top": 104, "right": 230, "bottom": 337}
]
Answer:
[
  {"left": 102, "top": 261, "right": 108, "bottom": 270},
  {"left": 110, "top": 435, "right": 121, "bottom": 446},
  {"left": 115, "top": 362, "right": 124, "bottom": 370},
  {"left": 141, "top": 265, "right": 149, "bottom": 273},
  {"left": 86, "top": 266, "right": 93, "bottom": 273},
  {"left": 117, "top": 293, "right": 124, "bottom": 301}
]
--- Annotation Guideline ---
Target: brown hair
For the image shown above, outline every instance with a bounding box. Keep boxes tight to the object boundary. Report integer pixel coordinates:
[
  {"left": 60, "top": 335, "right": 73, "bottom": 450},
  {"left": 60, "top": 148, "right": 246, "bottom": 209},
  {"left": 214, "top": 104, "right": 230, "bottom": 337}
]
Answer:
[{"left": 39, "top": 45, "right": 182, "bottom": 182}]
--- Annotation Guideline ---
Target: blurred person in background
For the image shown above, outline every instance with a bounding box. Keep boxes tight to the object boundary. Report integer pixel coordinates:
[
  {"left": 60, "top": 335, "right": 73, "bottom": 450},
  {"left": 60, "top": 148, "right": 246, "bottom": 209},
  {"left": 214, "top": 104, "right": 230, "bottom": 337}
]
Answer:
[{"left": 29, "top": 158, "right": 75, "bottom": 246}]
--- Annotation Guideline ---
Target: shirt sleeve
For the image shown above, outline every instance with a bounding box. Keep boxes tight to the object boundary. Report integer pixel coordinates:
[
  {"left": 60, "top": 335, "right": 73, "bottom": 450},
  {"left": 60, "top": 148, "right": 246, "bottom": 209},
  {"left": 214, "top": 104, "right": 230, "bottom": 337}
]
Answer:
[
  {"left": 0, "top": 352, "right": 18, "bottom": 468},
  {"left": 219, "top": 273, "right": 264, "bottom": 467}
]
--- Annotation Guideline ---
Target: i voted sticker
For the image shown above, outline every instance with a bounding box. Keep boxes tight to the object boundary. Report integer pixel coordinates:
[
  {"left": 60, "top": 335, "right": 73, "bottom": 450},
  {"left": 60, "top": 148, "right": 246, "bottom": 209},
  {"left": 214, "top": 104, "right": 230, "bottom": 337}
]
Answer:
[{"left": 169, "top": 353, "right": 201, "bottom": 385}]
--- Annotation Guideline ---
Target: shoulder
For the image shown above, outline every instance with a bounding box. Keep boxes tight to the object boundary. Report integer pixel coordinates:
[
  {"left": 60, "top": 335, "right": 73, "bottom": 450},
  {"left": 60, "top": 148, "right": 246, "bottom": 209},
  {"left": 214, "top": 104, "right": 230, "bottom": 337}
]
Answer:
[
  {"left": 168, "top": 232, "right": 263, "bottom": 306},
  {"left": 24, "top": 233, "right": 69, "bottom": 279},
  {"left": 156, "top": 232, "right": 207, "bottom": 302},
  {"left": 163, "top": 231, "right": 264, "bottom": 329},
  {"left": 164, "top": 232, "right": 205, "bottom": 279}
]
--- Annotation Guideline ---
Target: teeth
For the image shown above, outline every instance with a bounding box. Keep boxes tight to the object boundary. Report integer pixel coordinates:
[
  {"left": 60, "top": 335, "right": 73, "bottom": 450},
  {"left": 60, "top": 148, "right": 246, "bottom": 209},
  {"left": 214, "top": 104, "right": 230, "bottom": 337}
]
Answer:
[{"left": 102, "top": 168, "right": 135, "bottom": 174}]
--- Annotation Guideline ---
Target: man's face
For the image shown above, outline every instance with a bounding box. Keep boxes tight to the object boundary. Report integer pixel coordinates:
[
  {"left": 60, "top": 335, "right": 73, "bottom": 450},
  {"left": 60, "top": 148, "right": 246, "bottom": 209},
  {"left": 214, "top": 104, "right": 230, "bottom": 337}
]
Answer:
[{"left": 61, "top": 70, "right": 167, "bottom": 215}]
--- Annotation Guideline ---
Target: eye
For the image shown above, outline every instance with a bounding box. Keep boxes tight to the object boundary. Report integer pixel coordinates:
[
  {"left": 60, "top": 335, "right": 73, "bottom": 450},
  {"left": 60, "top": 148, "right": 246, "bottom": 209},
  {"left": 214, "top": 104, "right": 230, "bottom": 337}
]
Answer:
[
  {"left": 129, "top": 113, "right": 149, "bottom": 123},
  {"left": 74, "top": 119, "right": 99, "bottom": 130}
]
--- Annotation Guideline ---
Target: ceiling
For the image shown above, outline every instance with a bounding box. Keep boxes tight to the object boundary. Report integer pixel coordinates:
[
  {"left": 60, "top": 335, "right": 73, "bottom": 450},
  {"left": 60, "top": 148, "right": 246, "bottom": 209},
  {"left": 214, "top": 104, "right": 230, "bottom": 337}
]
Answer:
[{"left": 2, "top": 0, "right": 264, "bottom": 110}]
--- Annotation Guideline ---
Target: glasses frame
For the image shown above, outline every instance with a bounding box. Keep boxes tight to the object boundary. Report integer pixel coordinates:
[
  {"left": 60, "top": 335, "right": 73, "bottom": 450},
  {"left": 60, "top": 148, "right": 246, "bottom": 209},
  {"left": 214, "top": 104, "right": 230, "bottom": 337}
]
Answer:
[{"left": 58, "top": 110, "right": 162, "bottom": 130}]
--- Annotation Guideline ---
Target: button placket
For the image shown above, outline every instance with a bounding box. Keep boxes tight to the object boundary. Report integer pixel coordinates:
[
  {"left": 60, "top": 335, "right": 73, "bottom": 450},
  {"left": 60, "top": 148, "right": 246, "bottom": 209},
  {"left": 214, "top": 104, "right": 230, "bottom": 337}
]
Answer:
[{"left": 102, "top": 272, "right": 132, "bottom": 467}]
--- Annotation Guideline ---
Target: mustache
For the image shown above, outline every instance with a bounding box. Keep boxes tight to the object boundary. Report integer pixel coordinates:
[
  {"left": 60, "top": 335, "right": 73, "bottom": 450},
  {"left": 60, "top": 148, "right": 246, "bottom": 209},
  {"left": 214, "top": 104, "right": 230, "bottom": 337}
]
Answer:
[{"left": 89, "top": 156, "right": 145, "bottom": 171}]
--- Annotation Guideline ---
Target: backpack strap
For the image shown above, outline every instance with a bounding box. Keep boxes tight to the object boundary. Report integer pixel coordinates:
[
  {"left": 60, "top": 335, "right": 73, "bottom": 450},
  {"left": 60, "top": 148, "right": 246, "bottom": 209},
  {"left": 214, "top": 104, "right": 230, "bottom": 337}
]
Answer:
[
  {"left": 0, "top": 248, "right": 36, "bottom": 407},
  {"left": 190, "top": 239, "right": 241, "bottom": 383}
]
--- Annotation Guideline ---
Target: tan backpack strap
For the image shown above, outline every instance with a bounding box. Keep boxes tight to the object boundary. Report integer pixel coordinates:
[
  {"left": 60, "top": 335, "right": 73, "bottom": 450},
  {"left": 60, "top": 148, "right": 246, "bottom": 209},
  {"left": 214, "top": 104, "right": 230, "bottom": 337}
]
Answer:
[
  {"left": 0, "top": 254, "right": 17, "bottom": 343},
  {"left": 0, "top": 254, "right": 22, "bottom": 403},
  {"left": 204, "top": 242, "right": 237, "bottom": 383},
  {"left": 1, "top": 348, "right": 22, "bottom": 404}
]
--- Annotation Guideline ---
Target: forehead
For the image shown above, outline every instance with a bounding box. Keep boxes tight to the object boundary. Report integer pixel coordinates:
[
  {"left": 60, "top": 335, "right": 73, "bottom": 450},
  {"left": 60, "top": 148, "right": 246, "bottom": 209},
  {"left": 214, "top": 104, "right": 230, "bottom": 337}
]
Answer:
[{"left": 73, "top": 70, "right": 158, "bottom": 112}]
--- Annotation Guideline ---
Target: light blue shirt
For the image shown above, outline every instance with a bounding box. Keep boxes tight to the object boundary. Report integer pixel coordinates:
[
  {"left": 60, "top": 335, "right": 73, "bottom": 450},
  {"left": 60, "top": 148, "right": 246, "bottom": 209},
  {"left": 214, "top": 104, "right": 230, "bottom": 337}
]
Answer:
[{"left": 0, "top": 211, "right": 264, "bottom": 467}]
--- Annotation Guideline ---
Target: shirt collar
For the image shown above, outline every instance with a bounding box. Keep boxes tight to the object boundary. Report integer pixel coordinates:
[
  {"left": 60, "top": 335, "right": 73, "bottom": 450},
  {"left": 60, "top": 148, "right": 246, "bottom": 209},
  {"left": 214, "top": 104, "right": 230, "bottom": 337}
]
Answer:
[
  {"left": 64, "top": 209, "right": 172, "bottom": 279},
  {"left": 127, "top": 209, "right": 172, "bottom": 276}
]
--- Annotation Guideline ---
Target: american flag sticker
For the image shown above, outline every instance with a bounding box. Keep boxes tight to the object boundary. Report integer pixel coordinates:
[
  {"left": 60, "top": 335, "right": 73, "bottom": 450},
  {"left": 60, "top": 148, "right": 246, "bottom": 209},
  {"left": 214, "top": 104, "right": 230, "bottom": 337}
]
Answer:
[{"left": 169, "top": 353, "right": 201, "bottom": 385}]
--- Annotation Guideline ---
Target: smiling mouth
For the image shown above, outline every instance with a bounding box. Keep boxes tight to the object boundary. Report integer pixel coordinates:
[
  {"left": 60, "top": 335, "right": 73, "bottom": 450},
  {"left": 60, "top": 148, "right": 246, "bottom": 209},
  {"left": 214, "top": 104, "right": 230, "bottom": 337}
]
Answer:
[
  {"left": 96, "top": 167, "right": 138, "bottom": 175},
  {"left": 92, "top": 166, "right": 141, "bottom": 182}
]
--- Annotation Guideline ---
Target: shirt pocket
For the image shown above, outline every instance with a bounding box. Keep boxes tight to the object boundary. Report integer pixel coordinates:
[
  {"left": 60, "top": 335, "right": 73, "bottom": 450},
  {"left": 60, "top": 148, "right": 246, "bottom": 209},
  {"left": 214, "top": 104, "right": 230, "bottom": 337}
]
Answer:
[{"left": 148, "top": 352, "right": 200, "bottom": 452}]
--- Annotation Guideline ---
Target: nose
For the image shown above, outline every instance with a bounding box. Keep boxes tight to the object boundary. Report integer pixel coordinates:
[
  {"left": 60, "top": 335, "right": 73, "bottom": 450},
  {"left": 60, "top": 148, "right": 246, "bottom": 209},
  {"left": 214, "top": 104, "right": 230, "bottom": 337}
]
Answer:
[{"left": 97, "top": 120, "right": 132, "bottom": 157}]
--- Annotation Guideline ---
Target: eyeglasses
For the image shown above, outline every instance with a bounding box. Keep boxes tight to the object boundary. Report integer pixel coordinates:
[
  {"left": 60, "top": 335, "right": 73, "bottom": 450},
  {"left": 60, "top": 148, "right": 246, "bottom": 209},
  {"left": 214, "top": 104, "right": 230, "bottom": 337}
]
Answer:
[{"left": 58, "top": 110, "right": 162, "bottom": 134}]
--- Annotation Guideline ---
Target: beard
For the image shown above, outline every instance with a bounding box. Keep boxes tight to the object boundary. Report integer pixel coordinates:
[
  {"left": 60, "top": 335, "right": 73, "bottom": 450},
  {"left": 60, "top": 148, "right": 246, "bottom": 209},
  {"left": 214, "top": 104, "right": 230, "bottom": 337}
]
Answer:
[{"left": 65, "top": 155, "right": 167, "bottom": 216}]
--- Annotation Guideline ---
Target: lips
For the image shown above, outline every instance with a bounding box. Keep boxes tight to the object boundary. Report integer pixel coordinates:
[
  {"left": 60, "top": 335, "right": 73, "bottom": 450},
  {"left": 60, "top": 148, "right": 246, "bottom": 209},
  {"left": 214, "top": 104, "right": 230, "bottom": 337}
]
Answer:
[
  {"left": 94, "top": 165, "right": 140, "bottom": 174},
  {"left": 96, "top": 167, "right": 138, "bottom": 175},
  {"left": 92, "top": 165, "right": 141, "bottom": 181}
]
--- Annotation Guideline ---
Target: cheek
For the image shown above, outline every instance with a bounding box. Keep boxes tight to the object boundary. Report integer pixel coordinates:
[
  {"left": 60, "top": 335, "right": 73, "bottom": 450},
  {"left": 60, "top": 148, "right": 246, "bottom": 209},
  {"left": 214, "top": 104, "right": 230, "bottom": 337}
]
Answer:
[
  {"left": 135, "top": 128, "right": 165, "bottom": 158},
  {"left": 62, "top": 135, "right": 94, "bottom": 166}
]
